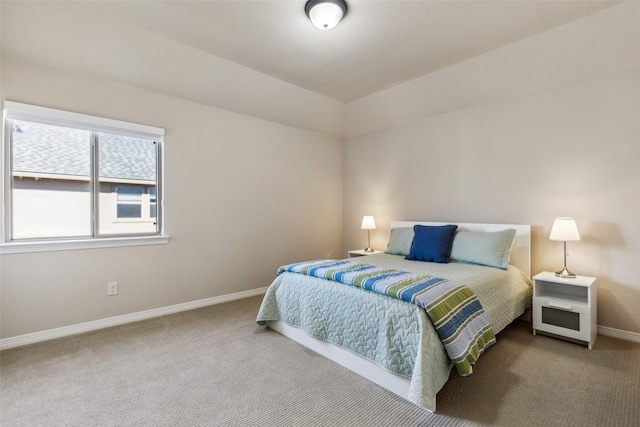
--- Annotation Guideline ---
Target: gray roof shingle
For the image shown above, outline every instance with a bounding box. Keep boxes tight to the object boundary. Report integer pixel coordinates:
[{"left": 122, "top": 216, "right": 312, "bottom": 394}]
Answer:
[{"left": 12, "top": 120, "right": 157, "bottom": 182}]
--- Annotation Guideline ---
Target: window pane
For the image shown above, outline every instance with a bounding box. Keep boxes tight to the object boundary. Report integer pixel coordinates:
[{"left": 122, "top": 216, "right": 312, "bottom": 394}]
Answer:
[
  {"left": 117, "top": 204, "right": 142, "bottom": 218},
  {"left": 149, "top": 188, "right": 157, "bottom": 218},
  {"left": 116, "top": 186, "right": 143, "bottom": 202},
  {"left": 98, "top": 134, "right": 158, "bottom": 235},
  {"left": 11, "top": 120, "right": 91, "bottom": 239}
]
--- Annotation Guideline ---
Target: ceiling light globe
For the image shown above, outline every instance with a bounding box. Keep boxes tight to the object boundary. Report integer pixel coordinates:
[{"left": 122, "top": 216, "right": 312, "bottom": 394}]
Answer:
[{"left": 305, "top": 0, "right": 347, "bottom": 31}]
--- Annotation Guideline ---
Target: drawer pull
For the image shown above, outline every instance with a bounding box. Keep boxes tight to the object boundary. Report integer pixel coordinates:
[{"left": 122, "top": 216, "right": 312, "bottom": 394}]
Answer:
[{"left": 548, "top": 301, "right": 573, "bottom": 311}]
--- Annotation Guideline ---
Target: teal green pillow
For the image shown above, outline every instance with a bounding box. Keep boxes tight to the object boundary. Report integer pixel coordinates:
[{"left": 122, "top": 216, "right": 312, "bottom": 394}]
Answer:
[
  {"left": 384, "top": 227, "right": 414, "bottom": 256},
  {"left": 450, "top": 229, "right": 516, "bottom": 270}
]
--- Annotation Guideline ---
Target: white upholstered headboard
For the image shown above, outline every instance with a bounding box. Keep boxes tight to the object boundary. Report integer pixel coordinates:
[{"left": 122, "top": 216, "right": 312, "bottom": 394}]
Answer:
[{"left": 390, "top": 221, "right": 531, "bottom": 278}]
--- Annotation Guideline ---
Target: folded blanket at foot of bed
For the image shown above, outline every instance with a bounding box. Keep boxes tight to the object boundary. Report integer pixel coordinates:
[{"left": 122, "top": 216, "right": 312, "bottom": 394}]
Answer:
[{"left": 276, "top": 259, "right": 496, "bottom": 376}]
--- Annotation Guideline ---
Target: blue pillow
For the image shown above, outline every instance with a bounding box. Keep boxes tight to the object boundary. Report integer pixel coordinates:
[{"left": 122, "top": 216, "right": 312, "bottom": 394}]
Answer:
[{"left": 406, "top": 224, "right": 458, "bottom": 263}]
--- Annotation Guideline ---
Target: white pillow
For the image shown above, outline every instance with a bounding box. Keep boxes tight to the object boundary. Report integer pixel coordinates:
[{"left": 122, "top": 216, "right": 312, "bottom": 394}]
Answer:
[{"left": 384, "top": 227, "right": 414, "bottom": 256}]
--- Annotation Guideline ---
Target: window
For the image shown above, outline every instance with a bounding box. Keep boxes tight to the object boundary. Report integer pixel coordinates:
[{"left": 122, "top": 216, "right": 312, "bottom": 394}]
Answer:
[
  {"left": 116, "top": 186, "right": 143, "bottom": 219},
  {"left": 3, "top": 101, "right": 165, "bottom": 249}
]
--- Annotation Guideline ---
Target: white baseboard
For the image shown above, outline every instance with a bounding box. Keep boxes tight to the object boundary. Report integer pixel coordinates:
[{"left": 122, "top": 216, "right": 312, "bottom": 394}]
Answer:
[
  {"left": 598, "top": 325, "right": 640, "bottom": 344},
  {"left": 0, "top": 287, "right": 268, "bottom": 351},
  {"left": 3, "top": 294, "right": 637, "bottom": 351}
]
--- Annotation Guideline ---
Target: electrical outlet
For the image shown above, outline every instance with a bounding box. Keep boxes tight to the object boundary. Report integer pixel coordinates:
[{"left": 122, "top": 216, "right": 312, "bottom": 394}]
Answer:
[
  {"left": 107, "top": 281, "right": 118, "bottom": 296},
  {"left": 326, "top": 253, "right": 331, "bottom": 259}
]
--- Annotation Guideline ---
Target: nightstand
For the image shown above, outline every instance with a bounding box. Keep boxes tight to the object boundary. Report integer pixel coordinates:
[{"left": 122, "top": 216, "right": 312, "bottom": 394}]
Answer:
[
  {"left": 532, "top": 271, "right": 597, "bottom": 349},
  {"left": 348, "top": 249, "right": 383, "bottom": 258}
]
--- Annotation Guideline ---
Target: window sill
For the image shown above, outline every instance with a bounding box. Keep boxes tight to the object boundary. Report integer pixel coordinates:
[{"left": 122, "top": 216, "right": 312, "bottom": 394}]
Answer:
[{"left": 0, "top": 235, "right": 170, "bottom": 255}]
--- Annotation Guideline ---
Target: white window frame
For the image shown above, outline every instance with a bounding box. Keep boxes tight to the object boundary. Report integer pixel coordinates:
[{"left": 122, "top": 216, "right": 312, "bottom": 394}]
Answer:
[{"left": 1, "top": 101, "right": 169, "bottom": 254}]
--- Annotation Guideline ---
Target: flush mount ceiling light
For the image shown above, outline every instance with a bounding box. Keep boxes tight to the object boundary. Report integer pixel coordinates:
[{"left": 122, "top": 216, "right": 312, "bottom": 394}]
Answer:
[{"left": 305, "top": 0, "right": 348, "bottom": 30}]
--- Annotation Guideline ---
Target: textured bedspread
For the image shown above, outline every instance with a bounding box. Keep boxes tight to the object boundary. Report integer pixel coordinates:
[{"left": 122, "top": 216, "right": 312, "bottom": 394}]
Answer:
[
  {"left": 276, "top": 259, "right": 496, "bottom": 376},
  {"left": 256, "top": 254, "right": 532, "bottom": 411}
]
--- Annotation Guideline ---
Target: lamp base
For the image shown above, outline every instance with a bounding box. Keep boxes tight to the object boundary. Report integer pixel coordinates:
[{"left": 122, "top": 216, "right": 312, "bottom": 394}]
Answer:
[
  {"left": 363, "top": 247, "right": 375, "bottom": 253},
  {"left": 555, "top": 267, "right": 576, "bottom": 278}
]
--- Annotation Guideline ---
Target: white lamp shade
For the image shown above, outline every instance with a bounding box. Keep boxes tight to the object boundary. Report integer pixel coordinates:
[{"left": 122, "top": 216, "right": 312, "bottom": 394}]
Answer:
[
  {"left": 361, "top": 216, "right": 376, "bottom": 230},
  {"left": 549, "top": 217, "right": 581, "bottom": 242},
  {"left": 307, "top": 1, "right": 345, "bottom": 30}
]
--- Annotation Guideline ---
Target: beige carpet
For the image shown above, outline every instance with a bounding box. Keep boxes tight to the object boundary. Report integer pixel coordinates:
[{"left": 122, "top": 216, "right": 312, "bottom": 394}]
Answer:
[{"left": 1, "top": 295, "right": 639, "bottom": 426}]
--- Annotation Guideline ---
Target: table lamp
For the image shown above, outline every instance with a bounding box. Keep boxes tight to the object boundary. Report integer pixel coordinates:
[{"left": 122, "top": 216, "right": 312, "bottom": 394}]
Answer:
[
  {"left": 361, "top": 216, "right": 376, "bottom": 252},
  {"left": 549, "top": 217, "right": 581, "bottom": 278}
]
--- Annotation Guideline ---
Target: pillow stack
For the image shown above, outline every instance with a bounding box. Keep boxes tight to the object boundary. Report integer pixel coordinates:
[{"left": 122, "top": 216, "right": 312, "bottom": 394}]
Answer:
[{"left": 385, "top": 225, "right": 516, "bottom": 269}]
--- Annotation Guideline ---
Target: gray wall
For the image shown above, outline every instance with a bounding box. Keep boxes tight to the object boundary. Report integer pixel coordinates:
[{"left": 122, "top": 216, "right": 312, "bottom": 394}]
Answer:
[
  {"left": 342, "top": 4, "right": 640, "bottom": 334},
  {"left": 0, "top": 58, "right": 343, "bottom": 338}
]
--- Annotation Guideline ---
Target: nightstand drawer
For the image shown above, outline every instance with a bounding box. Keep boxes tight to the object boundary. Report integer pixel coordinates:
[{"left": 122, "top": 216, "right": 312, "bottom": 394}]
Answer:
[{"left": 533, "top": 298, "right": 591, "bottom": 342}]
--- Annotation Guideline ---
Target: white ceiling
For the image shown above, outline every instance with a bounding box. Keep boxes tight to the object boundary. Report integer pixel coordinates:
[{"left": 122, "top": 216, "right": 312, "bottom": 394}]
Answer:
[{"left": 85, "top": 0, "right": 617, "bottom": 103}]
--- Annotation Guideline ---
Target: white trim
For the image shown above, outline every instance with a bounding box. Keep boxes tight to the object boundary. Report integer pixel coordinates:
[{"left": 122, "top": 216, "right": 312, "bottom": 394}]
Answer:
[
  {"left": 598, "top": 325, "right": 640, "bottom": 344},
  {"left": 0, "top": 287, "right": 269, "bottom": 350},
  {"left": 4, "top": 100, "right": 164, "bottom": 139},
  {"left": 0, "top": 235, "right": 170, "bottom": 254}
]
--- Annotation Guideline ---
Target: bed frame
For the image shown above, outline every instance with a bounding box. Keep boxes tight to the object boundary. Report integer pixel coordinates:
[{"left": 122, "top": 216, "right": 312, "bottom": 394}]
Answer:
[{"left": 267, "top": 221, "right": 531, "bottom": 411}]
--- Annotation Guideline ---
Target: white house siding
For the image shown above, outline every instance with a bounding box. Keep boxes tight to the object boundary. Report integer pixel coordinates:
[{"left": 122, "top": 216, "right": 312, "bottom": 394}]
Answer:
[
  {"left": 12, "top": 177, "right": 156, "bottom": 239},
  {"left": 12, "top": 178, "right": 91, "bottom": 239}
]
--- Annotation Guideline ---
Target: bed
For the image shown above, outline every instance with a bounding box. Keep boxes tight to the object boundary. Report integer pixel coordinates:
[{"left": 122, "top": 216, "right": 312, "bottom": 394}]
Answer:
[{"left": 256, "top": 221, "right": 532, "bottom": 411}]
